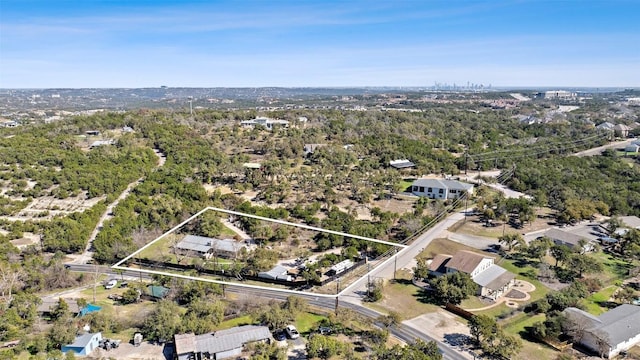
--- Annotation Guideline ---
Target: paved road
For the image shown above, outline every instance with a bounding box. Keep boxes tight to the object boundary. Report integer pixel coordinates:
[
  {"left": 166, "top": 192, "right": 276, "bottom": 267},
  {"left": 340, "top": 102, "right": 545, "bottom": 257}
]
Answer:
[
  {"left": 573, "top": 137, "right": 637, "bottom": 157},
  {"left": 64, "top": 263, "right": 466, "bottom": 360}
]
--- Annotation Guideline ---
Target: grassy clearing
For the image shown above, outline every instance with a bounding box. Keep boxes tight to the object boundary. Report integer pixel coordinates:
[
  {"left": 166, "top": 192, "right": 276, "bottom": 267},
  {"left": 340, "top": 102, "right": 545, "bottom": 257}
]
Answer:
[
  {"left": 296, "top": 312, "right": 326, "bottom": 333},
  {"left": 583, "top": 285, "right": 618, "bottom": 315},
  {"left": 219, "top": 315, "right": 254, "bottom": 329},
  {"left": 502, "top": 313, "right": 545, "bottom": 335},
  {"left": 591, "top": 251, "right": 636, "bottom": 285},
  {"left": 398, "top": 179, "right": 414, "bottom": 192},
  {"left": 367, "top": 280, "right": 440, "bottom": 320}
]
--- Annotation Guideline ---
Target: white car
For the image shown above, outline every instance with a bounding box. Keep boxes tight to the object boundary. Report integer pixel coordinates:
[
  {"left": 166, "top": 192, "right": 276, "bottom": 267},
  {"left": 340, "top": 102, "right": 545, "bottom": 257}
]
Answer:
[
  {"left": 105, "top": 279, "right": 118, "bottom": 289},
  {"left": 285, "top": 325, "right": 300, "bottom": 339}
]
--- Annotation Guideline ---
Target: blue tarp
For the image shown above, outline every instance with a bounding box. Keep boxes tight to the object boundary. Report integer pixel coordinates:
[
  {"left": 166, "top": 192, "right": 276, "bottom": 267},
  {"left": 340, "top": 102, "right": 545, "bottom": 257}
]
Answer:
[{"left": 78, "top": 304, "right": 102, "bottom": 317}]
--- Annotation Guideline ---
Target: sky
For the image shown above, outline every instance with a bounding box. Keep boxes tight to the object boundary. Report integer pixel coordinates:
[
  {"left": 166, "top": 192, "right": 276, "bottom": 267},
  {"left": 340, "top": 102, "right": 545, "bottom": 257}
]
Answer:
[{"left": 0, "top": 0, "right": 639, "bottom": 88}]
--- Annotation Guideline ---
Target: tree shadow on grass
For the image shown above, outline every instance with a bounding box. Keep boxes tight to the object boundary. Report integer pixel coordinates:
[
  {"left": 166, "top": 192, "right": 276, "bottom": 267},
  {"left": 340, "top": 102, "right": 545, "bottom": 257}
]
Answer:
[{"left": 413, "top": 287, "right": 440, "bottom": 305}]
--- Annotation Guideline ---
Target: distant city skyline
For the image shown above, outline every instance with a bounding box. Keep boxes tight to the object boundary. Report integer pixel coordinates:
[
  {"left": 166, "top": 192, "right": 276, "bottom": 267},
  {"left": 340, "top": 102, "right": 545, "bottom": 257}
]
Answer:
[{"left": 1, "top": 0, "right": 639, "bottom": 89}]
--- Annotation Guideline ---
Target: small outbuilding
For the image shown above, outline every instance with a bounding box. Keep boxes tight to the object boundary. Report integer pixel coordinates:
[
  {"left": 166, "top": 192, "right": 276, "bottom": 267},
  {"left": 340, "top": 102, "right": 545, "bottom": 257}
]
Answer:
[{"left": 61, "top": 332, "right": 102, "bottom": 356}]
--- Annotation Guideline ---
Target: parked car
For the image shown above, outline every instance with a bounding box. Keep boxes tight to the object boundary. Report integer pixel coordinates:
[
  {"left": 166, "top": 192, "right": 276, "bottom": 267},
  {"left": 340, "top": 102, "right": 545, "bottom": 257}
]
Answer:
[
  {"left": 285, "top": 325, "right": 300, "bottom": 339},
  {"left": 318, "top": 326, "right": 332, "bottom": 335},
  {"left": 273, "top": 330, "right": 287, "bottom": 341},
  {"left": 105, "top": 279, "right": 118, "bottom": 289}
]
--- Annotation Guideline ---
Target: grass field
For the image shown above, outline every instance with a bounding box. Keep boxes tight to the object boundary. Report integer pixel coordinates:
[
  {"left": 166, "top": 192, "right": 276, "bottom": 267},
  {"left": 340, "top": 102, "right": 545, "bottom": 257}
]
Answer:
[
  {"left": 591, "top": 251, "right": 636, "bottom": 284},
  {"left": 583, "top": 285, "right": 618, "bottom": 315},
  {"left": 367, "top": 280, "right": 440, "bottom": 320}
]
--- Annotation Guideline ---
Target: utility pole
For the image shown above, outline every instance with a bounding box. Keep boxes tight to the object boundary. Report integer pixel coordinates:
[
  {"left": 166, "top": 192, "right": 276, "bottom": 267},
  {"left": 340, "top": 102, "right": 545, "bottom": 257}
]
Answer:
[
  {"left": 393, "top": 249, "right": 398, "bottom": 281},
  {"left": 464, "top": 152, "right": 469, "bottom": 175},
  {"left": 464, "top": 194, "right": 469, "bottom": 223}
]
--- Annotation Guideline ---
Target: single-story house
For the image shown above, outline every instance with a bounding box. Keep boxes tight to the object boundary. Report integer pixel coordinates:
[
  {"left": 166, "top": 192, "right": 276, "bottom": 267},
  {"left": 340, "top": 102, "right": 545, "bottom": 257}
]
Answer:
[
  {"left": 174, "top": 235, "right": 244, "bottom": 259},
  {"left": 303, "top": 143, "right": 327, "bottom": 155},
  {"left": 563, "top": 304, "right": 640, "bottom": 358},
  {"left": 620, "top": 216, "right": 640, "bottom": 230},
  {"left": 614, "top": 124, "right": 631, "bottom": 138},
  {"left": 596, "top": 122, "right": 615, "bottom": 131},
  {"left": 240, "top": 117, "right": 289, "bottom": 130},
  {"left": 429, "top": 250, "right": 515, "bottom": 300},
  {"left": 38, "top": 298, "right": 81, "bottom": 316},
  {"left": 174, "top": 325, "right": 271, "bottom": 360},
  {"left": 389, "top": 159, "right": 415, "bottom": 169},
  {"left": 145, "top": 285, "right": 170, "bottom": 301},
  {"left": 625, "top": 144, "right": 640, "bottom": 153},
  {"left": 89, "top": 139, "right": 115, "bottom": 149},
  {"left": 0, "top": 120, "right": 19, "bottom": 128},
  {"left": 242, "top": 162, "right": 261, "bottom": 169},
  {"left": 258, "top": 265, "right": 292, "bottom": 282},
  {"left": 62, "top": 332, "right": 102, "bottom": 356},
  {"left": 544, "top": 228, "right": 594, "bottom": 252},
  {"left": 410, "top": 178, "right": 474, "bottom": 200}
]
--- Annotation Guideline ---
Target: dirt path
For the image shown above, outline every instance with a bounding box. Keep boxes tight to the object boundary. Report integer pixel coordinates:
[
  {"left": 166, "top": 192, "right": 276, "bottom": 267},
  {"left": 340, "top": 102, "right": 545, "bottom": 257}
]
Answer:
[{"left": 71, "top": 148, "right": 166, "bottom": 264}]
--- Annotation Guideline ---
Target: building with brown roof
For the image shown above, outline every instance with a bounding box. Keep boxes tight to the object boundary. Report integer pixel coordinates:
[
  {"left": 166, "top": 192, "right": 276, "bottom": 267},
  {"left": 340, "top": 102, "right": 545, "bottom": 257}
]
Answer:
[{"left": 428, "top": 250, "right": 515, "bottom": 300}]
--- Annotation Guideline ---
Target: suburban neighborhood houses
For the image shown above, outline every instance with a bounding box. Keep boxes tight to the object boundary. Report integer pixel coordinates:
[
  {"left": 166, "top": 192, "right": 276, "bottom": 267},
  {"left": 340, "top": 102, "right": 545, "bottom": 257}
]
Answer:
[{"left": 1, "top": 86, "right": 640, "bottom": 360}]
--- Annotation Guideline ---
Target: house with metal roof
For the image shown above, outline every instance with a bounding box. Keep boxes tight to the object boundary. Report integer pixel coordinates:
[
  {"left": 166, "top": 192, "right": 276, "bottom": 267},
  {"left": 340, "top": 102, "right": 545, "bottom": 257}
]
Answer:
[
  {"left": 62, "top": 332, "right": 102, "bottom": 356},
  {"left": 410, "top": 178, "right": 474, "bottom": 200},
  {"left": 258, "top": 265, "right": 292, "bottom": 282},
  {"left": 429, "top": 250, "right": 515, "bottom": 300},
  {"left": 544, "top": 228, "right": 594, "bottom": 252},
  {"left": 620, "top": 216, "right": 640, "bottom": 230},
  {"left": 563, "top": 304, "right": 640, "bottom": 358},
  {"left": 174, "top": 235, "right": 245, "bottom": 259},
  {"left": 389, "top": 159, "right": 415, "bottom": 169},
  {"left": 174, "top": 325, "right": 272, "bottom": 360}
]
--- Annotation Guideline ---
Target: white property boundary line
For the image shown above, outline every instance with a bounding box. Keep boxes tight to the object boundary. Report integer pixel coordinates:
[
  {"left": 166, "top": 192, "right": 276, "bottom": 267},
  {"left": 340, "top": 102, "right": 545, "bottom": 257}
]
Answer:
[{"left": 112, "top": 206, "right": 407, "bottom": 297}]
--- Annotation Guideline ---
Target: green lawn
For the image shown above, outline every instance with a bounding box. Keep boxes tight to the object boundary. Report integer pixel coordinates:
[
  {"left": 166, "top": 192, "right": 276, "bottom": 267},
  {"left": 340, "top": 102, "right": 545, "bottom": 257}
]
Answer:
[
  {"left": 497, "top": 259, "right": 549, "bottom": 302},
  {"left": 502, "top": 313, "right": 545, "bottom": 335},
  {"left": 398, "top": 179, "right": 414, "bottom": 192},
  {"left": 590, "top": 251, "right": 636, "bottom": 285},
  {"left": 295, "top": 312, "right": 326, "bottom": 333},
  {"left": 218, "top": 315, "right": 254, "bottom": 329},
  {"left": 583, "top": 285, "right": 618, "bottom": 315}
]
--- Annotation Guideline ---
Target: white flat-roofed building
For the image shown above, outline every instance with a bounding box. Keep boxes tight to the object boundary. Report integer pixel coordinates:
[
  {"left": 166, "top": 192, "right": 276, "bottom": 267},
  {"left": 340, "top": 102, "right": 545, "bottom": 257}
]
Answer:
[{"left": 240, "top": 117, "right": 289, "bottom": 130}]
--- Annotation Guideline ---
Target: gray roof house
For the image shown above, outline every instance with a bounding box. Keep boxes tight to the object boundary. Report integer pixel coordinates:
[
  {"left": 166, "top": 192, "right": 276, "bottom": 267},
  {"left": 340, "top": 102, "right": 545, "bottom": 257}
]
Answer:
[
  {"left": 174, "top": 325, "right": 272, "bottom": 360},
  {"left": 544, "top": 228, "right": 593, "bottom": 252},
  {"left": 563, "top": 304, "right": 640, "bottom": 358},
  {"left": 258, "top": 265, "right": 292, "bottom": 282},
  {"left": 596, "top": 122, "right": 615, "bottom": 131},
  {"left": 614, "top": 124, "right": 631, "bottom": 138},
  {"left": 620, "top": 216, "right": 640, "bottom": 230},
  {"left": 174, "top": 235, "right": 244, "bottom": 259},
  {"left": 430, "top": 250, "right": 515, "bottom": 300},
  {"left": 411, "top": 178, "right": 474, "bottom": 200},
  {"left": 625, "top": 144, "right": 640, "bottom": 153}
]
